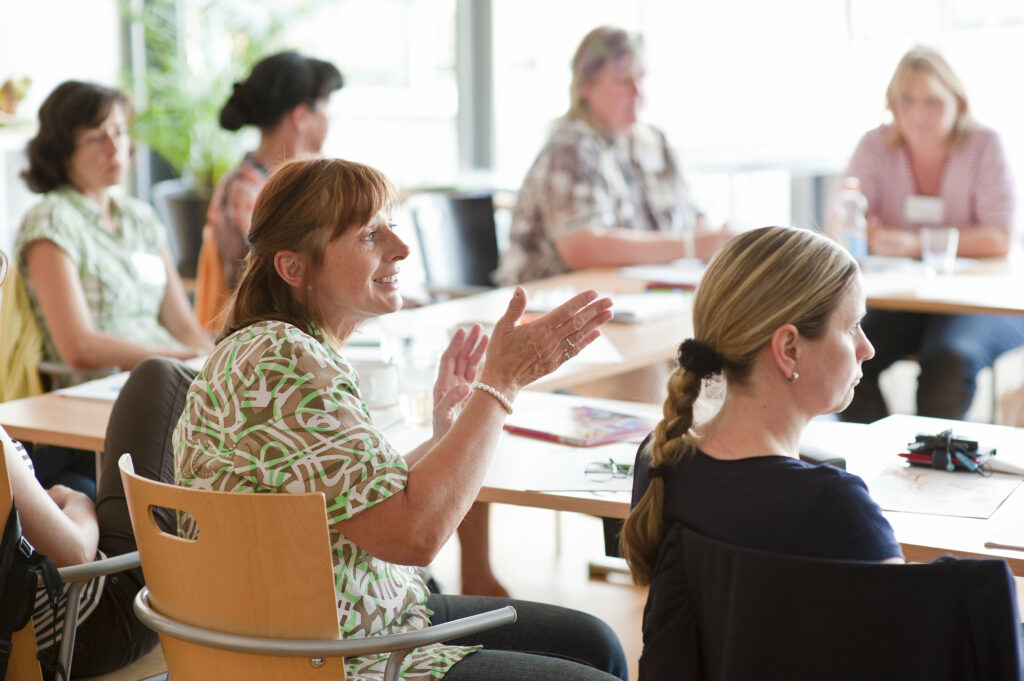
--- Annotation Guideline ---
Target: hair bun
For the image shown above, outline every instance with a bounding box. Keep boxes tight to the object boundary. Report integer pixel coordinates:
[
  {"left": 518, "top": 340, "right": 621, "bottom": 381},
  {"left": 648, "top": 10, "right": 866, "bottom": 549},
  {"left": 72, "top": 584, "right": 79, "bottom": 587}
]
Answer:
[
  {"left": 677, "top": 338, "right": 723, "bottom": 379},
  {"left": 219, "top": 81, "right": 251, "bottom": 131}
]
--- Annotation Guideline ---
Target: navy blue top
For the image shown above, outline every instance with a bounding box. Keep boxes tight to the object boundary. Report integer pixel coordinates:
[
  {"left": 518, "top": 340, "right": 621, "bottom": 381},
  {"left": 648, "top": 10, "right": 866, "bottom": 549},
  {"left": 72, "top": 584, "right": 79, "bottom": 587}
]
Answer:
[{"left": 631, "top": 436, "right": 903, "bottom": 561}]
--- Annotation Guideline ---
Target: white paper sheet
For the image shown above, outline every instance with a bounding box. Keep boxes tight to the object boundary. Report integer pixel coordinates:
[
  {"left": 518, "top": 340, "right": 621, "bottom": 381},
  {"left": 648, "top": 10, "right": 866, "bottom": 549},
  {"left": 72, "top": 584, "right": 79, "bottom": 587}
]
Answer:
[
  {"left": 55, "top": 372, "right": 130, "bottom": 401},
  {"left": 868, "top": 462, "right": 1021, "bottom": 519}
]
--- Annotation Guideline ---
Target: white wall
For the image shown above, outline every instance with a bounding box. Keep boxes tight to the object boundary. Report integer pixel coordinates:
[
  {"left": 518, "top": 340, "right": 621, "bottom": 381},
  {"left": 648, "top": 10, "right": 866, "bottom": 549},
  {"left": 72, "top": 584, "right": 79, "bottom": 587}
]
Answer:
[{"left": 0, "top": 0, "right": 123, "bottom": 256}]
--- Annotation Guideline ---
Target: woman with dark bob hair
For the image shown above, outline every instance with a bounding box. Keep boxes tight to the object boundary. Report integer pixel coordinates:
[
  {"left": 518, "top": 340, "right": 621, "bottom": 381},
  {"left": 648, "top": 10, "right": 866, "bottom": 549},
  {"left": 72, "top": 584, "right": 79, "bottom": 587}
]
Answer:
[
  {"left": 621, "top": 227, "right": 903, "bottom": 674},
  {"left": 16, "top": 80, "right": 212, "bottom": 495},
  {"left": 194, "top": 51, "right": 343, "bottom": 330},
  {"left": 173, "top": 157, "right": 628, "bottom": 681}
]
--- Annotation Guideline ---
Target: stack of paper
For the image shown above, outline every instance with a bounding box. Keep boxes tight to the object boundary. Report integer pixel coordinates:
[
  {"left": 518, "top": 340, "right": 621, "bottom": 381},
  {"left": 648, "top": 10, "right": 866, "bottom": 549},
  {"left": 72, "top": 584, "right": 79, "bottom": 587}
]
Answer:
[
  {"left": 618, "top": 259, "right": 706, "bottom": 289},
  {"left": 55, "top": 372, "right": 130, "bottom": 401},
  {"left": 527, "top": 288, "right": 687, "bottom": 325}
]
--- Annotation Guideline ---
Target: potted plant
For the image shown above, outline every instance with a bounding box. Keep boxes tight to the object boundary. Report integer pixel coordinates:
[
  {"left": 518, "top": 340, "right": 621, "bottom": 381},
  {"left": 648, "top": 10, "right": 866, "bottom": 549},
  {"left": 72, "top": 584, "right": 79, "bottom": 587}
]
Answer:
[{"left": 121, "top": 0, "right": 312, "bottom": 276}]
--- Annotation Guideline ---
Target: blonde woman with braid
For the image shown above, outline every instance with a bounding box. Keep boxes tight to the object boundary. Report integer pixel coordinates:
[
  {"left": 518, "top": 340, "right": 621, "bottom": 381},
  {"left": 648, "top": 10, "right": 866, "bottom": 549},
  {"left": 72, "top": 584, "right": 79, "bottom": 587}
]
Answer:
[{"left": 621, "top": 227, "right": 903, "bottom": 670}]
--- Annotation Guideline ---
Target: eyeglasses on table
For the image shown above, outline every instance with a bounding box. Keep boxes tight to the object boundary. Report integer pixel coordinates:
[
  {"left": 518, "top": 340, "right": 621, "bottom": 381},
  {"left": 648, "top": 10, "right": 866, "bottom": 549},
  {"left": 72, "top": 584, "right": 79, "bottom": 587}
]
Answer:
[{"left": 584, "top": 458, "right": 634, "bottom": 482}]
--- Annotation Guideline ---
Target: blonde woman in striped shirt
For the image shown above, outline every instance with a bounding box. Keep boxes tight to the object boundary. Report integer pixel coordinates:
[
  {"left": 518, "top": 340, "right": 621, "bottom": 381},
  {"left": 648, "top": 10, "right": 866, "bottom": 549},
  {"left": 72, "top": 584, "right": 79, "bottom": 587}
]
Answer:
[{"left": 840, "top": 45, "right": 1024, "bottom": 423}]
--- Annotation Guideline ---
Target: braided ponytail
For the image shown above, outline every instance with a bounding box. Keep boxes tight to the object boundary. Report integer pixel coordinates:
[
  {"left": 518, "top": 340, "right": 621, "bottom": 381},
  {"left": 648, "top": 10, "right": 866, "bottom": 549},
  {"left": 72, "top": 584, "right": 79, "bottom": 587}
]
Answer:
[{"left": 620, "top": 365, "right": 701, "bottom": 585}]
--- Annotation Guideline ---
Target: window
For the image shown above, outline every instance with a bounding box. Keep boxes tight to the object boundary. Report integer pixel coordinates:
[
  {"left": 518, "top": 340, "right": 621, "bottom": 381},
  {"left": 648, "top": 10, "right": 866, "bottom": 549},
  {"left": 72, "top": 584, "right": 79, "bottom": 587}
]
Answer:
[{"left": 285, "top": 0, "right": 459, "bottom": 188}]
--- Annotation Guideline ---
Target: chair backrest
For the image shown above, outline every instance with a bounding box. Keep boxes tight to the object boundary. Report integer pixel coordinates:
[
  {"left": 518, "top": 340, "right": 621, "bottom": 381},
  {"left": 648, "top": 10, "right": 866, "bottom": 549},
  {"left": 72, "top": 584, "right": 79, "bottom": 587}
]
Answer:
[
  {"left": 0, "top": 436, "right": 43, "bottom": 681},
  {"left": 0, "top": 267, "right": 119, "bottom": 397},
  {"left": 0, "top": 268, "right": 45, "bottom": 403},
  {"left": 408, "top": 192, "right": 500, "bottom": 294},
  {"left": 193, "top": 225, "right": 229, "bottom": 332},
  {"left": 118, "top": 455, "right": 344, "bottom": 681},
  {"left": 641, "top": 525, "right": 1022, "bottom": 681},
  {"left": 151, "top": 178, "right": 210, "bottom": 278},
  {"left": 98, "top": 356, "right": 198, "bottom": 551}
]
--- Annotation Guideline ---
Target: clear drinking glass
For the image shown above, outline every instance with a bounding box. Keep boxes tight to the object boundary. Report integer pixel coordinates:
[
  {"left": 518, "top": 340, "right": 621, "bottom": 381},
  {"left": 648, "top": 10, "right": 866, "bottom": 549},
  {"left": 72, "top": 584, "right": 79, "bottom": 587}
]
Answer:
[
  {"left": 920, "top": 226, "right": 959, "bottom": 276},
  {"left": 394, "top": 334, "right": 443, "bottom": 427}
]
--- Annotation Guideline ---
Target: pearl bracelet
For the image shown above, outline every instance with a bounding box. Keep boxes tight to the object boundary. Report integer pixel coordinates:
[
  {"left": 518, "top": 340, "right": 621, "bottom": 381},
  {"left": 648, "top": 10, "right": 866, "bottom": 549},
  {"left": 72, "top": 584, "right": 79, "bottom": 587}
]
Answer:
[{"left": 470, "top": 381, "right": 514, "bottom": 415}]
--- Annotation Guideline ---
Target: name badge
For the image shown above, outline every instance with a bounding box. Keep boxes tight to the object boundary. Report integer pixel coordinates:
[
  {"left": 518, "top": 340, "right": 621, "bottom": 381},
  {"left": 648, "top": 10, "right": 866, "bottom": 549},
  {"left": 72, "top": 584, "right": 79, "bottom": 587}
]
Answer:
[
  {"left": 132, "top": 251, "right": 167, "bottom": 287},
  {"left": 904, "top": 195, "right": 945, "bottom": 225}
]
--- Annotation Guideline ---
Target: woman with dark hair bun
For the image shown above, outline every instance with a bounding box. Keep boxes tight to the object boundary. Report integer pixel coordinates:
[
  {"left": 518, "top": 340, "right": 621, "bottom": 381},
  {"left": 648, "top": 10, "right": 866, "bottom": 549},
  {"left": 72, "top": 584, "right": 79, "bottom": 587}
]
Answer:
[{"left": 195, "top": 51, "right": 343, "bottom": 330}]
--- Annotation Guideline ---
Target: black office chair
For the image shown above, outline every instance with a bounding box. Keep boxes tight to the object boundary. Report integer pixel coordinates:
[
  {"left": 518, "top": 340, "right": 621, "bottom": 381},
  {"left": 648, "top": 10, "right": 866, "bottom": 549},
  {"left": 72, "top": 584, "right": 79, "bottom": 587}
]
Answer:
[
  {"left": 407, "top": 191, "right": 500, "bottom": 299},
  {"left": 640, "top": 525, "right": 1022, "bottom": 681},
  {"left": 98, "top": 356, "right": 198, "bottom": 542}
]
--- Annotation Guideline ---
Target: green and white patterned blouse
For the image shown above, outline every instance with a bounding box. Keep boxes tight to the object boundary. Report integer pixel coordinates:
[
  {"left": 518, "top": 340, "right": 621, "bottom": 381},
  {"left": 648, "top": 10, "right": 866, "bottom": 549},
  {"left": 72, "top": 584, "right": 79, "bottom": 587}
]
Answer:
[
  {"left": 172, "top": 320, "right": 478, "bottom": 681},
  {"left": 15, "top": 187, "right": 179, "bottom": 383}
]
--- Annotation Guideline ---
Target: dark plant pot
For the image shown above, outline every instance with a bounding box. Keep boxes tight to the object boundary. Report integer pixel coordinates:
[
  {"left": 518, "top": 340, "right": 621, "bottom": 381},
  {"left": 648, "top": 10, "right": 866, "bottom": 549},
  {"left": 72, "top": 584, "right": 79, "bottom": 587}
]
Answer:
[{"left": 151, "top": 178, "right": 211, "bottom": 279}]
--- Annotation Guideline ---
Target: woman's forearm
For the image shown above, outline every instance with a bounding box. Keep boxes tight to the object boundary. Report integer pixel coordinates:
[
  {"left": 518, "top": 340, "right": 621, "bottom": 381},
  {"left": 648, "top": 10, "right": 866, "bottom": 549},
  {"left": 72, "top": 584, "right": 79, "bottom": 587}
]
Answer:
[
  {"left": 555, "top": 228, "right": 686, "bottom": 269},
  {"left": 26, "top": 241, "right": 208, "bottom": 370},
  {"left": 955, "top": 225, "right": 1011, "bottom": 258},
  {"left": 6, "top": 433, "right": 99, "bottom": 567},
  {"left": 342, "top": 390, "right": 511, "bottom": 566}
]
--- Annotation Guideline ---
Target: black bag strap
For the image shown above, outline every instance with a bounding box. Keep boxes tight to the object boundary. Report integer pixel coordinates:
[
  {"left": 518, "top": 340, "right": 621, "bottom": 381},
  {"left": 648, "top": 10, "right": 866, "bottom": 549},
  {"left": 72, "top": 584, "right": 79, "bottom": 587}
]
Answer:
[
  {"left": 33, "top": 546, "right": 65, "bottom": 681},
  {"left": 0, "top": 500, "right": 66, "bottom": 681},
  {"left": 0, "top": 499, "right": 32, "bottom": 678}
]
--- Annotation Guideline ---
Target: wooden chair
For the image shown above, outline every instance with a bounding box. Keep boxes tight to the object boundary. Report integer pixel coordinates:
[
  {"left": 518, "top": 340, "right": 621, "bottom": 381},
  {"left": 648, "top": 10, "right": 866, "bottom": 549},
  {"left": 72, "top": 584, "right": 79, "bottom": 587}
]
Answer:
[
  {"left": 0, "top": 437, "right": 142, "bottom": 681},
  {"left": 118, "top": 454, "right": 515, "bottom": 681}
]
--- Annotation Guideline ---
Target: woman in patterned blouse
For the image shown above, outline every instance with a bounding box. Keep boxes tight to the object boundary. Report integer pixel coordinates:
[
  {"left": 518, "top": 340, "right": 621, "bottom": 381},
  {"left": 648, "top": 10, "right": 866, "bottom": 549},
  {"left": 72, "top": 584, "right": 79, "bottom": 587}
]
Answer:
[
  {"left": 16, "top": 81, "right": 213, "bottom": 498},
  {"left": 172, "top": 158, "right": 628, "bottom": 681},
  {"left": 497, "top": 25, "right": 729, "bottom": 286},
  {"left": 195, "top": 51, "right": 343, "bottom": 329}
]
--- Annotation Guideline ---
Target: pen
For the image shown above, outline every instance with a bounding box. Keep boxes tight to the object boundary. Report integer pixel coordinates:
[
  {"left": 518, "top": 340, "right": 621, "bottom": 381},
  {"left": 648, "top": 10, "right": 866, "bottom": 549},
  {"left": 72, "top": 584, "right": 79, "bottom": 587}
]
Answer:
[{"left": 953, "top": 451, "right": 981, "bottom": 473}]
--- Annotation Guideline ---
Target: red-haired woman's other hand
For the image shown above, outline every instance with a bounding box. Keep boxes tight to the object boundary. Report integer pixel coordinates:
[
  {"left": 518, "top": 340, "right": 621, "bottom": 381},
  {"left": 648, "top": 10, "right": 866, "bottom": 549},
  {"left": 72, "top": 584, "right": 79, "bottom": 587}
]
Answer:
[{"left": 431, "top": 324, "right": 488, "bottom": 442}]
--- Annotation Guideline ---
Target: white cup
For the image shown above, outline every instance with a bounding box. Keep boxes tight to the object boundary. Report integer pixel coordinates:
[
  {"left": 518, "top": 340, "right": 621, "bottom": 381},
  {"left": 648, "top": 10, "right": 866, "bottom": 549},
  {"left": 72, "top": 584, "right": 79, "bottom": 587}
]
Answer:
[
  {"left": 350, "top": 360, "right": 399, "bottom": 409},
  {"left": 920, "top": 226, "right": 959, "bottom": 276}
]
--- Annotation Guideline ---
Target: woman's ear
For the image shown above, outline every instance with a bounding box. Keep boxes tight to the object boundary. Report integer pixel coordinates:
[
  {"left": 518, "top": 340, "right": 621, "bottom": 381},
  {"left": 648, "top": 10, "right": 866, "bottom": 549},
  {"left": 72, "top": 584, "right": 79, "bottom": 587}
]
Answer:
[
  {"left": 288, "top": 103, "right": 312, "bottom": 134},
  {"left": 273, "top": 250, "right": 305, "bottom": 288},
  {"left": 769, "top": 323, "right": 800, "bottom": 379}
]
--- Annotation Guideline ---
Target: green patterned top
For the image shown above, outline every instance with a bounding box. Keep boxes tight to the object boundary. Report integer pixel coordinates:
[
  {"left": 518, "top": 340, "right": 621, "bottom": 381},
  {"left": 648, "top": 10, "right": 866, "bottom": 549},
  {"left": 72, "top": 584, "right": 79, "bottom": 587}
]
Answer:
[
  {"left": 172, "top": 320, "right": 478, "bottom": 680},
  {"left": 15, "top": 186, "right": 178, "bottom": 384}
]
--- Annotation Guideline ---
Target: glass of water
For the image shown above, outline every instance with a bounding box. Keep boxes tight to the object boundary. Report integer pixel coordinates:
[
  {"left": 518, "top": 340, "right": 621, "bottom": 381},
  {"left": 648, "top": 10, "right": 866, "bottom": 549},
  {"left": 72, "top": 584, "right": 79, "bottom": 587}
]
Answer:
[
  {"left": 395, "top": 334, "right": 443, "bottom": 427},
  {"left": 920, "top": 226, "right": 959, "bottom": 276}
]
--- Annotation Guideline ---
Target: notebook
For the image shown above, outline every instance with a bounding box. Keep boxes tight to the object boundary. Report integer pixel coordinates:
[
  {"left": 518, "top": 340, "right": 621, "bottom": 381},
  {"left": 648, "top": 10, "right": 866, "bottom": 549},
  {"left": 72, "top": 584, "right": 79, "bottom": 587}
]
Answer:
[{"left": 503, "top": 393, "right": 656, "bottom": 447}]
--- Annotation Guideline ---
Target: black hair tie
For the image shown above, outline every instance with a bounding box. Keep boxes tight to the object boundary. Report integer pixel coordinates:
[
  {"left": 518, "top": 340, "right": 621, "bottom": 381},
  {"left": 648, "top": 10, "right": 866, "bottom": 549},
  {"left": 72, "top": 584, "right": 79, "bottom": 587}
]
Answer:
[
  {"left": 648, "top": 466, "right": 669, "bottom": 480},
  {"left": 677, "top": 338, "right": 723, "bottom": 379}
]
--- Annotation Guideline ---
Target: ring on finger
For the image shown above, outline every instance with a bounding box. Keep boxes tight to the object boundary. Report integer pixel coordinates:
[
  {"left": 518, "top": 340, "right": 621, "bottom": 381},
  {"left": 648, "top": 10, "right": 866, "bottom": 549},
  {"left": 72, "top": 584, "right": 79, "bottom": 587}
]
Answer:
[
  {"left": 563, "top": 349, "right": 570, "bottom": 361},
  {"left": 566, "top": 337, "right": 575, "bottom": 349}
]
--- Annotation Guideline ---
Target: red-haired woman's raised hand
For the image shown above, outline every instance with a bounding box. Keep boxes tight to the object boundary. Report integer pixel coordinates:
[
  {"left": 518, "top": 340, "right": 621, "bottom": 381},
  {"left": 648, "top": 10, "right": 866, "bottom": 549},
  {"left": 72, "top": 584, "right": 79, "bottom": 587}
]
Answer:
[{"left": 479, "top": 287, "right": 613, "bottom": 400}]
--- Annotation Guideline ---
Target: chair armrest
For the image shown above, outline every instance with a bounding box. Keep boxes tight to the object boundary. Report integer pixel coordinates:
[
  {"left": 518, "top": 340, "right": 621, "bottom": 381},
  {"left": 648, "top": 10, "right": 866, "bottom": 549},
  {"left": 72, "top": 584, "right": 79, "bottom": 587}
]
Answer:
[
  {"left": 134, "top": 587, "right": 516, "bottom": 681},
  {"left": 55, "top": 550, "right": 141, "bottom": 583},
  {"left": 37, "top": 361, "right": 119, "bottom": 380},
  {"left": 33, "top": 551, "right": 142, "bottom": 678}
]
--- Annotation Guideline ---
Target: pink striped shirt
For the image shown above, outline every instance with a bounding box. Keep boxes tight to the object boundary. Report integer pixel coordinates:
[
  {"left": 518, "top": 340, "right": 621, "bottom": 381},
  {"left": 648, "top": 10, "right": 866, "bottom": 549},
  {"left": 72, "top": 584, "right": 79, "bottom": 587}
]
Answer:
[{"left": 843, "top": 124, "right": 1015, "bottom": 231}]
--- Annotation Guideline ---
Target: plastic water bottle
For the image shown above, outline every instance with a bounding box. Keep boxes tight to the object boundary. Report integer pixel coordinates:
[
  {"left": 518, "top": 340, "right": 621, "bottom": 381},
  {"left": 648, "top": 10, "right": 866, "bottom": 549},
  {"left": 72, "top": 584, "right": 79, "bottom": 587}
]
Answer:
[{"left": 834, "top": 177, "right": 868, "bottom": 259}]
